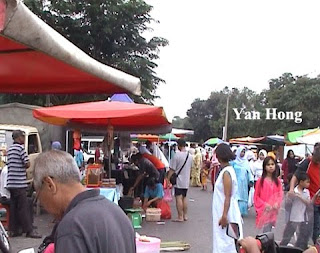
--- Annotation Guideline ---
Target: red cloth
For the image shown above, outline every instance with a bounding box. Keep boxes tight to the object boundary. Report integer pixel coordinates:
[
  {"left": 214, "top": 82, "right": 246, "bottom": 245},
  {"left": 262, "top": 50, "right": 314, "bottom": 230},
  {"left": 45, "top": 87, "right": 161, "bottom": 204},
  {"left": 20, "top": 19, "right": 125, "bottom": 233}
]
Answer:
[
  {"left": 142, "top": 153, "right": 165, "bottom": 169},
  {"left": 95, "top": 148, "right": 101, "bottom": 163},
  {"left": 254, "top": 178, "right": 283, "bottom": 228},
  {"left": 73, "top": 130, "right": 81, "bottom": 151},
  {"left": 282, "top": 159, "right": 289, "bottom": 184},
  {"left": 307, "top": 161, "right": 320, "bottom": 205}
]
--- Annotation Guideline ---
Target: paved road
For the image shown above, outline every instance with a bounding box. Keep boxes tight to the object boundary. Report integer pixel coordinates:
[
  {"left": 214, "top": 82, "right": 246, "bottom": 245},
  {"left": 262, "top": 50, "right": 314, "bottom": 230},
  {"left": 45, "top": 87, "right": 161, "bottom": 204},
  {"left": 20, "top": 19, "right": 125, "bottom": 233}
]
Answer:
[
  {"left": 139, "top": 186, "right": 287, "bottom": 253},
  {"left": 11, "top": 186, "right": 291, "bottom": 253}
]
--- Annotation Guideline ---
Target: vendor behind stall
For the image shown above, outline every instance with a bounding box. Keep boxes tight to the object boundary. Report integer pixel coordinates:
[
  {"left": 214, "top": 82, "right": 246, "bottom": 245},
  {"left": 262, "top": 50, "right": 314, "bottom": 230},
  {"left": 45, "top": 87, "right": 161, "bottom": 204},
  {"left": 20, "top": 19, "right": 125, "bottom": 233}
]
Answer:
[
  {"left": 129, "top": 153, "right": 160, "bottom": 197},
  {"left": 143, "top": 177, "right": 164, "bottom": 209}
]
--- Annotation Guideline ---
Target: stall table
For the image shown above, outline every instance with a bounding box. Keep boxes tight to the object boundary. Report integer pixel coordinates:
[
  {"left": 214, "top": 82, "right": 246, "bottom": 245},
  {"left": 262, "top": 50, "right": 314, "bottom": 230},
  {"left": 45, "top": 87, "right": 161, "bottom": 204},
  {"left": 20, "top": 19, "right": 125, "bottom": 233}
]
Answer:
[{"left": 87, "top": 187, "right": 119, "bottom": 205}]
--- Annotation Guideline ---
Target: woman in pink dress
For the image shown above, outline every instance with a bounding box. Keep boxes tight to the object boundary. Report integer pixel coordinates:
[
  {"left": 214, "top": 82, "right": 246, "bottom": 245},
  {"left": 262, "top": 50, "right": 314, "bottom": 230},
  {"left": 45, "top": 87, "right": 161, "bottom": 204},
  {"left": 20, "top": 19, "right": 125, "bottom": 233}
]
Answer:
[
  {"left": 210, "top": 147, "right": 220, "bottom": 191},
  {"left": 254, "top": 156, "right": 283, "bottom": 232}
]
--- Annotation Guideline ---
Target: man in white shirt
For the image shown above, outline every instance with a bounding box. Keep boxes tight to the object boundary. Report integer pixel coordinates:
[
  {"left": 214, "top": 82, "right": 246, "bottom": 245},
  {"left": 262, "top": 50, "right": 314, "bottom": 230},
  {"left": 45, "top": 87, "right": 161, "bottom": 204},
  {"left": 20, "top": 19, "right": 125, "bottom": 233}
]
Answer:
[
  {"left": 0, "top": 166, "right": 10, "bottom": 199},
  {"left": 168, "top": 139, "right": 193, "bottom": 222}
]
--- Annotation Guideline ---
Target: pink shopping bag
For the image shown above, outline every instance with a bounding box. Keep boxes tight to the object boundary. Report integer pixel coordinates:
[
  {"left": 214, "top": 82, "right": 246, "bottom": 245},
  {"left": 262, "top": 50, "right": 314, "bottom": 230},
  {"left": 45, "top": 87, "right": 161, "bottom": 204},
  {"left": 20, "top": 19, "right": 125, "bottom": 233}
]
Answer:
[{"left": 163, "top": 188, "right": 172, "bottom": 202}]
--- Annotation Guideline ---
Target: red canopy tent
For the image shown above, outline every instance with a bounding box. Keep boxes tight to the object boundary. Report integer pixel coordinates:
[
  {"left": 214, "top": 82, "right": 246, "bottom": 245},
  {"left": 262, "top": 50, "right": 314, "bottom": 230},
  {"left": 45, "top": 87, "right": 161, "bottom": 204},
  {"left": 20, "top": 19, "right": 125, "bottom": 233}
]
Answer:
[
  {"left": 0, "top": 0, "right": 140, "bottom": 94},
  {"left": 33, "top": 100, "right": 171, "bottom": 134},
  {"left": 33, "top": 100, "right": 172, "bottom": 177}
]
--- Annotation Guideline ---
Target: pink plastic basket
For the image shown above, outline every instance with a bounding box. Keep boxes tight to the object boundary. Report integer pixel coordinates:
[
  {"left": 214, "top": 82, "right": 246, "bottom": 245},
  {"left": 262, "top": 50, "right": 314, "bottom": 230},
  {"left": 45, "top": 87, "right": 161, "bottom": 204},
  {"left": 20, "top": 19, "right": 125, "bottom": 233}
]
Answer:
[{"left": 136, "top": 237, "right": 161, "bottom": 253}]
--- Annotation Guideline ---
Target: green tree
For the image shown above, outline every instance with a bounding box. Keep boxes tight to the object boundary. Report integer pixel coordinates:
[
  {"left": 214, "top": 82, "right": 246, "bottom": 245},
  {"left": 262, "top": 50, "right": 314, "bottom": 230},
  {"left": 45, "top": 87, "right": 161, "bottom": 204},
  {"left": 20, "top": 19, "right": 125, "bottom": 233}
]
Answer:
[
  {"left": 186, "top": 98, "right": 215, "bottom": 143},
  {"left": 0, "top": 0, "right": 168, "bottom": 106},
  {"left": 262, "top": 73, "right": 320, "bottom": 133},
  {"left": 172, "top": 116, "right": 192, "bottom": 130},
  {"left": 186, "top": 73, "right": 320, "bottom": 143},
  {"left": 187, "top": 87, "right": 262, "bottom": 142}
]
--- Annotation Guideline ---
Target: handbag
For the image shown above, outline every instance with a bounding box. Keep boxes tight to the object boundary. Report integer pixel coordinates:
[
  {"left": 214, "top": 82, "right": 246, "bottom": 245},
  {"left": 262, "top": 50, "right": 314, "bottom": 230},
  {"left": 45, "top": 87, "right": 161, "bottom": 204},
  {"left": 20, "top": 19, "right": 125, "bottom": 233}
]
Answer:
[{"left": 170, "top": 153, "right": 189, "bottom": 185}]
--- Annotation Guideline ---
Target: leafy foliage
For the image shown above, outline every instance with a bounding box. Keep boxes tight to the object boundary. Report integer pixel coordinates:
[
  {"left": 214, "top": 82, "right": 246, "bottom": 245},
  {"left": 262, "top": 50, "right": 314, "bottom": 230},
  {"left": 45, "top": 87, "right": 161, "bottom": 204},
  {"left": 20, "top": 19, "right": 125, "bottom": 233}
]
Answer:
[
  {"left": 172, "top": 116, "right": 192, "bottom": 130},
  {"left": 175, "top": 73, "right": 320, "bottom": 142}
]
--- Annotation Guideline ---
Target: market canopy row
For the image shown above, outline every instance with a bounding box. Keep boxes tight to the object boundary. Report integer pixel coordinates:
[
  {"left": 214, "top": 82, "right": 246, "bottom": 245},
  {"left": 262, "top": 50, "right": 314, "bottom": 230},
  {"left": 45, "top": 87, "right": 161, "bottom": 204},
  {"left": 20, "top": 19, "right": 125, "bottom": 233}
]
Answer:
[
  {"left": 285, "top": 128, "right": 319, "bottom": 145},
  {"left": 130, "top": 133, "right": 179, "bottom": 142},
  {"left": 229, "top": 135, "right": 285, "bottom": 146},
  {"left": 294, "top": 128, "right": 320, "bottom": 145},
  {"left": 229, "top": 128, "right": 320, "bottom": 147}
]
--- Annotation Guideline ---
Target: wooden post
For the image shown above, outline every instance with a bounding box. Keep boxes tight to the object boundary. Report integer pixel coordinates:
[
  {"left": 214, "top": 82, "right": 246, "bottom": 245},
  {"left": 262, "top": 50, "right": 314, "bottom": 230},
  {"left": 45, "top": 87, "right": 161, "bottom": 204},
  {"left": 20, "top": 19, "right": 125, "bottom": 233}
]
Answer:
[{"left": 223, "top": 95, "right": 229, "bottom": 141}]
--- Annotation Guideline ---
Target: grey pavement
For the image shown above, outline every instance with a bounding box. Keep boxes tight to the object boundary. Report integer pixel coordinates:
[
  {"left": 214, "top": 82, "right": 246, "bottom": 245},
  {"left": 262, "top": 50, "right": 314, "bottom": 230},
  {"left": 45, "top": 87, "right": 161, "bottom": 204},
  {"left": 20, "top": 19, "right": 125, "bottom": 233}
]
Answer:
[
  {"left": 10, "top": 213, "right": 54, "bottom": 253},
  {"left": 10, "top": 187, "right": 292, "bottom": 253},
  {"left": 139, "top": 187, "right": 287, "bottom": 253}
]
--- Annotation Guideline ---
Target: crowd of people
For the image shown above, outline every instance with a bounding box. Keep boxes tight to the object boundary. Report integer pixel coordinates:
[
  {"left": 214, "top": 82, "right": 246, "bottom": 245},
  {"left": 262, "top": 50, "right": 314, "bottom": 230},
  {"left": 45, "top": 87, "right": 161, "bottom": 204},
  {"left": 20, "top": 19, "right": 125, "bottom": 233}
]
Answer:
[
  {"left": 138, "top": 139, "right": 320, "bottom": 252},
  {"left": 1, "top": 129, "right": 320, "bottom": 253},
  {"left": 207, "top": 142, "right": 320, "bottom": 253},
  {"left": 124, "top": 139, "right": 320, "bottom": 252}
]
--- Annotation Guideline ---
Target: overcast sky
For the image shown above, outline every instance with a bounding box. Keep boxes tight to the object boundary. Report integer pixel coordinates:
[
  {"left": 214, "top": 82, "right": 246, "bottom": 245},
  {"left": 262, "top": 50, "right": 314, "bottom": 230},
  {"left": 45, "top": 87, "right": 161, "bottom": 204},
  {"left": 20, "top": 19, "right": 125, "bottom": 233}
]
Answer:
[{"left": 144, "top": 0, "right": 320, "bottom": 121}]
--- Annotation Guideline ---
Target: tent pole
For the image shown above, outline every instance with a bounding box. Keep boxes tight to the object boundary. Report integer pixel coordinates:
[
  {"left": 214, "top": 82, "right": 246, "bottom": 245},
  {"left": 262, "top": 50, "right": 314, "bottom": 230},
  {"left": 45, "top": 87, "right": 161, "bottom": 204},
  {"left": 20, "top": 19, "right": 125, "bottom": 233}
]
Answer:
[
  {"left": 107, "top": 121, "right": 113, "bottom": 179},
  {"left": 65, "top": 130, "right": 69, "bottom": 152},
  {"left": 168, "top": 134, "right": 171, "bottom": 164}
]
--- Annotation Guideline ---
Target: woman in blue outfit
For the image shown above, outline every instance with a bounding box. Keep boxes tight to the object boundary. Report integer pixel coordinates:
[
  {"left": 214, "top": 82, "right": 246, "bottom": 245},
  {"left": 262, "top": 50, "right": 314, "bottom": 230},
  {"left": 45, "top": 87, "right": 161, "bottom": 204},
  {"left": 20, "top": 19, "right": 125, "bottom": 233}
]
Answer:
[{"left": 231, "top": 146, "right": 254, "bottom": 216}]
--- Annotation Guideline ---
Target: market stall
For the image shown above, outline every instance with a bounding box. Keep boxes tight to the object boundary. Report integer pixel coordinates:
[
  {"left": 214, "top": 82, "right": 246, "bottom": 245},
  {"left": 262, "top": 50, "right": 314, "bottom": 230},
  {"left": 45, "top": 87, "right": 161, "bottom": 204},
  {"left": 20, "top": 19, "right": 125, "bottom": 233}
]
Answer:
[
  {"left": 296, "top": 129, "right": 320, "bottom": 145},
  {"left": 284, "top": 128, "right": 319, "bottom": 158},
  {"left": 131, "top": 133, "right": 179, "bottom": 143},
  {"left": 285, "top": 128, "right": 318, "bottom": 145},
  {"left": 229, "top": 135, "right": 285, "bottom": 146},
  {"left": 33, "top": 100, "right": 171, "bottom": 187}
]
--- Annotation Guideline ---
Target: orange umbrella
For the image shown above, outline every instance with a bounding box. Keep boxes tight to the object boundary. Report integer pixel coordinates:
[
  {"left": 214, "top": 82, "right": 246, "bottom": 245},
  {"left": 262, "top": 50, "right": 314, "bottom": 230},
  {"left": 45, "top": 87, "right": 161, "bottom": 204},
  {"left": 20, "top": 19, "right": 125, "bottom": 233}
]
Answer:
[
  {"left": 131, "top": 133, "right": 179, "bottom": 142},
  {"left": 33, "top": 100, "right": 171, "bottom": 133},
  {"left": 131, "top": 134, "right": 160, "bottom": 142}
]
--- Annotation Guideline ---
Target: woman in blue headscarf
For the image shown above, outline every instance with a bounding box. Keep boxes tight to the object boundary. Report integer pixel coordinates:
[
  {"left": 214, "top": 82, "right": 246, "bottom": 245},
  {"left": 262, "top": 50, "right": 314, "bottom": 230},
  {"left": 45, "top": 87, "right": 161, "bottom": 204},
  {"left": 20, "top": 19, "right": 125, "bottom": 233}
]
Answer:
[{"left": 231, "top": 146, "right": 254, "bottom": 216}]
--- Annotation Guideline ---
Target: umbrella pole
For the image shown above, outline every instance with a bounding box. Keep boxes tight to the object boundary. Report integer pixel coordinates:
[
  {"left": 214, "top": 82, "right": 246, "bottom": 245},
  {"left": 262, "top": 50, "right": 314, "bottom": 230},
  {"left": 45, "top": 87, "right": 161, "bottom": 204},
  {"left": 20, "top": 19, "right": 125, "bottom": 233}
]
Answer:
[
  {"left": 107, "top": 122, "right": 114, "bottom": 179},
  {"left": 108, "top": 148, "right": 112, "bottom": 179},
  {"left": 168, "top": 134, "right": 171, "bottom": 164}
]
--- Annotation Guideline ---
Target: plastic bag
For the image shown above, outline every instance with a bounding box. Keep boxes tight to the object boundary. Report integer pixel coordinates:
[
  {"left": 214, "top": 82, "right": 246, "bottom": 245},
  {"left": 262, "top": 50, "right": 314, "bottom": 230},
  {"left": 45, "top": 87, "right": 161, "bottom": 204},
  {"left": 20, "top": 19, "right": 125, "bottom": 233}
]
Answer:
[
  {"left": 163, "top": 180, "right": 172, "bottom": 202},
  {"left": 248, "top": 187, "right": 254, "bottom": 207},
  {"left": 157, "top": 200, "right": 171, "bottom": 219},
  {"left": 164, "top": 188, "right": 173, "bottom": 202}
]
